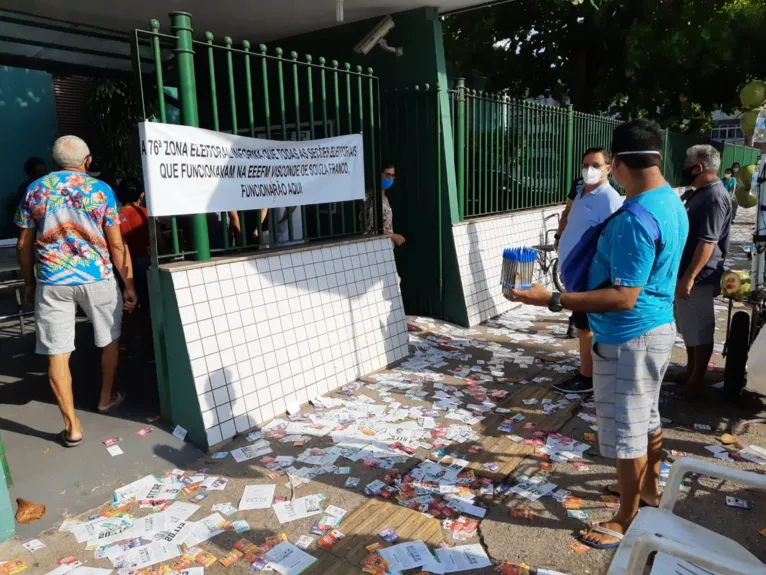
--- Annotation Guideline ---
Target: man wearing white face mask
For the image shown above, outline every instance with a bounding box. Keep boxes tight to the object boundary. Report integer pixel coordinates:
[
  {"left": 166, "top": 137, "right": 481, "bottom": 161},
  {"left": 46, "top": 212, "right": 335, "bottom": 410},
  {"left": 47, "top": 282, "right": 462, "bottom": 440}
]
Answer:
[{"left": 553, "top": 147, "right": 624, "bottom": 394}]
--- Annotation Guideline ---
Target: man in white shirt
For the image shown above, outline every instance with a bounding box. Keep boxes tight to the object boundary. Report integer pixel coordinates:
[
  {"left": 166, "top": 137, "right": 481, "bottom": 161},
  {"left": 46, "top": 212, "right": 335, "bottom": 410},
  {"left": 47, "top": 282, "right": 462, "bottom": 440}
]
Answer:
[{"left": 553, "top": 147, "right": 624, "bottom": 394}]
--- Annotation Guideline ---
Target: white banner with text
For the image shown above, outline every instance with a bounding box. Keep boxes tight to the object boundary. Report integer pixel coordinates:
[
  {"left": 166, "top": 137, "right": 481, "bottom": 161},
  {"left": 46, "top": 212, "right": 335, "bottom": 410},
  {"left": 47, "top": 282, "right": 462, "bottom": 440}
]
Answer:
[{"left": 138, "top": 122, "right": 365, "bottom": 217}]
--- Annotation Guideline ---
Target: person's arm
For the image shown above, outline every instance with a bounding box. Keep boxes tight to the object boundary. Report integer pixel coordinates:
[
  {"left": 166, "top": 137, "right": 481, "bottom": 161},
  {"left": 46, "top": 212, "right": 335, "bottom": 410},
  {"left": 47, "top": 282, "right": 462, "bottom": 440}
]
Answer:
[
  {"left": 510, "top": 212, "right": 654, "bottom": 313},
  {"left": 555, "top": 199, "right": 574, "bottom": 249},
  {"left": 102, "top": 188, "right": 137, "bottom": 310},
  {"left": 677, "top": 197, "right": 728, "bottom": 299},
  {"left": 13, "top": 190, "right": 36, "bottom": 304},
  {"left": 252, "top": 208, "right": 269, "bottom": 239},
  {"left": 16, "top": 228, "right": 36, "bottom": 305},
  {"left": 105, "top": 226, "right": 137, "bottom": 311},
  {"left": 676, "top": 241, "right": 716, "bottom": 300},
  {"left": 279, "top": 207, "right": 296, "bottom": 224},
  {"left": 228, "top": 211, "right": 241, "bottom": 246},
  {"left": 561, "top": 285, "right": 642, "bottom": 312}
]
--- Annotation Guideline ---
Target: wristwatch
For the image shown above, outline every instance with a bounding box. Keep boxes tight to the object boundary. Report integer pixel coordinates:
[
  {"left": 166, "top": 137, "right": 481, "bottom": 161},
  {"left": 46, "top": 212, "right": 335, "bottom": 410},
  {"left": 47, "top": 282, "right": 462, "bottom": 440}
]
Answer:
[
  {"left": 554, "top": 233, "right": 561, "bottom": 240},
  {"left": 549, "top": 291, "right": 563, "bottom": 312}
]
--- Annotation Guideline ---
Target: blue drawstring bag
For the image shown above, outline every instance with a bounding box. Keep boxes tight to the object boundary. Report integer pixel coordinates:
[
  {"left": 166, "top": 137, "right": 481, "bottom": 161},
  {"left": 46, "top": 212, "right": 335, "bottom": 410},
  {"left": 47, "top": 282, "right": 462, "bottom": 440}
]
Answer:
[{"left": 560, "top": 202, "right": 661, "bottom": 293}]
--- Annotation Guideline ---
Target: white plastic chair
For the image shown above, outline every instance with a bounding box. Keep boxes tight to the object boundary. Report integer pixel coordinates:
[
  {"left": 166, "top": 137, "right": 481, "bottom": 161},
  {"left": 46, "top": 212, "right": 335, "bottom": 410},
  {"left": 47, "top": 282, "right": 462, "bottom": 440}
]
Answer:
[{"left": 607, "top": 457, "right": 766, "bottom": 575}]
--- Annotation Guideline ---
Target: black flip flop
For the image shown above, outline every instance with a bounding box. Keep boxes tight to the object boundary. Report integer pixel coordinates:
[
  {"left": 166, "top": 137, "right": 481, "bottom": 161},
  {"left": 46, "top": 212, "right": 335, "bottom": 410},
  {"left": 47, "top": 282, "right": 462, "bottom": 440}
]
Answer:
[{"left": 59, "top": 430, "right": 82, "bottom": 448}]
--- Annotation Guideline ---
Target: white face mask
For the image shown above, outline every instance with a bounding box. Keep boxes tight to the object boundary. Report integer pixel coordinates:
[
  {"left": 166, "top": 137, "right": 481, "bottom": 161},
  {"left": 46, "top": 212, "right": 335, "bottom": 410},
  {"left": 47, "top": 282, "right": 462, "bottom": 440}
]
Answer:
[
  {"left": 582, "top": 166, "right": 603, "bottom": 185},
  {"left": 733, "top": 167, "right": 740, "bottom": 173}
]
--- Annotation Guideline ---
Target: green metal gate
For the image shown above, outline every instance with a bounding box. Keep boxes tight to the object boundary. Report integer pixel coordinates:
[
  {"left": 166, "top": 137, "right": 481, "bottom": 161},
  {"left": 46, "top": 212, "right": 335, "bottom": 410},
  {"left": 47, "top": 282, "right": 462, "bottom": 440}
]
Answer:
[
  {"left": 382, "top": 85, "right": 444, "bottom": 317},
  {"left": 131, "top": 11, "right": 383, "bottom": 264}
]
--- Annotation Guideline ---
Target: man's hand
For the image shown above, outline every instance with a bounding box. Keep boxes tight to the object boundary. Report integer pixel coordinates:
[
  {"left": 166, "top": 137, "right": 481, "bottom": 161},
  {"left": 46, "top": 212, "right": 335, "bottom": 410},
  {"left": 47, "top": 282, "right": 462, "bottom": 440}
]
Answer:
[
  {"left": 23, "top": 285, "right": 35, "bottom": 307},
  {"left": 391, "top": 233, "right": 406, "bottom": 247},
  {"left": 554, "top": 238, "right": 560, "bottom": 251},
  {"left": 675, "top": 275, "right": 694, "bottom": 301},
  {"left": 505, "top": 283, "right": 552, "bottom": 307},
  {"left": 123, "top": 287, "right": 138, "bottom": 312}
]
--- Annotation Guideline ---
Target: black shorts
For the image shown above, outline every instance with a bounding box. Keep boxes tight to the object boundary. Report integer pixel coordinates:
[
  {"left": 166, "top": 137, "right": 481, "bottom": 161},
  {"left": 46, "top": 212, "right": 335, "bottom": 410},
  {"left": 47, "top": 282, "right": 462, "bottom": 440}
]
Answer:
[{"left": 572, "top": 311, "right": 590, "bottom": 331}]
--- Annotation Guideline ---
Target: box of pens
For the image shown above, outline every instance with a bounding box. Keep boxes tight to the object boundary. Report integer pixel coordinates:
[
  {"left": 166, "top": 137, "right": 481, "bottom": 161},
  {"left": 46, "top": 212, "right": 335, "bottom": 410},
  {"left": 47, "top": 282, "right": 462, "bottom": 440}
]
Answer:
[{"left": 501, "top": 247, "right": 538, "bottom": 295}]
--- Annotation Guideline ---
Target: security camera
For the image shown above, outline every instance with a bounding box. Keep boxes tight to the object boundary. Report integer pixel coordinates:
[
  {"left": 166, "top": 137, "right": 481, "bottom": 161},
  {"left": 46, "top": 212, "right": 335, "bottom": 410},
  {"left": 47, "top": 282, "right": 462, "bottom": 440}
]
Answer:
[{"left": 354, "top": 15, "right": 403, "bottom": 57}]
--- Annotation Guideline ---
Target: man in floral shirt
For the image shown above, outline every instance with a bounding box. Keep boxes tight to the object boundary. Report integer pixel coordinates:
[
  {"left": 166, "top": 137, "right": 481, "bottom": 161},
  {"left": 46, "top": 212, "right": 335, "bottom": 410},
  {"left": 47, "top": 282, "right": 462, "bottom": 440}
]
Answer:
[{"left": 15, "top": 135, "right": 137, "bottom": 447}]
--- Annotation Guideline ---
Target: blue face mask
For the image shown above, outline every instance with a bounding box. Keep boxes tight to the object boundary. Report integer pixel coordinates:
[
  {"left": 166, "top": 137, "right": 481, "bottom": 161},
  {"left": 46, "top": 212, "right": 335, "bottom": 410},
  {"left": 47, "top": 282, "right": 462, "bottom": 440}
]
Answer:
[{"left": 381, "top": 177, "right": 394, "bottom": 190}]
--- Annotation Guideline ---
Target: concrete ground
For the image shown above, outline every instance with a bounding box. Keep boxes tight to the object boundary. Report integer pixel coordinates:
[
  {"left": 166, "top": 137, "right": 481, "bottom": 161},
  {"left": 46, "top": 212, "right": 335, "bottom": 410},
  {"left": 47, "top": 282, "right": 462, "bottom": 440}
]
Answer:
[
  {"left": 0, "top": 314, "right": 202, "bottom": 539},
  {"left": 0, "top": 207, "right": 762, "bottom": 573}
]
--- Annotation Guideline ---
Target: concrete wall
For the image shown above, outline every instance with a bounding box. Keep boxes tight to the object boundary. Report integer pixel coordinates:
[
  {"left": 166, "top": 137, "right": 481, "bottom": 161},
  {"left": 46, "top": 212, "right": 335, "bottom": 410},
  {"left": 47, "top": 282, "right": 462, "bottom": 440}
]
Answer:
[
  {"left": 162, "top": 236, "right": 408, "bottom": 449},
  {"left": 452, "top": 205, "right": 565, "bottom": 326}
]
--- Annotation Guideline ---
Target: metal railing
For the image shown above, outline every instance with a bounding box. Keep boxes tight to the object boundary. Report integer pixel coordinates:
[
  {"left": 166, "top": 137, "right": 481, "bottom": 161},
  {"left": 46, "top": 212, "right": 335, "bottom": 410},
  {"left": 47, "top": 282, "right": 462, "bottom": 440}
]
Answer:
[
  {"left": 450, "top": 79, "right": 760, "bottom": 220},
  {"left": 133, "top": 12, "right": 381, "bottom": 262}
]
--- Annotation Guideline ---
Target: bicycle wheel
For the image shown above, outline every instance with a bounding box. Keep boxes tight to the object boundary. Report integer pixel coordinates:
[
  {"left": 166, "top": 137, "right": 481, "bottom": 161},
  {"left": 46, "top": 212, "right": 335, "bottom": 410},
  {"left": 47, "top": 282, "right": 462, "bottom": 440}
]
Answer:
[{"left": 552, "top": 258, "right": 566, "bottom": 293}]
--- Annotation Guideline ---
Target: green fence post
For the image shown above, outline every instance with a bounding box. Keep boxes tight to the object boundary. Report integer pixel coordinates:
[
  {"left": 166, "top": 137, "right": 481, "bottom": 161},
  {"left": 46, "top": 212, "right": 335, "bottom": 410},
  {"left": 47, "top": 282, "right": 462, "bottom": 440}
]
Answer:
[
  {"left": 170, "top": 11, "right": 210, "bottom": 261},
  {"left": 565, "top": 104, "right": 574, "bottom": 190},
  {"left": 662, "top": 129, "right": 670, "bottom": 177},
  {"left": 0, "top": 432, "right": 13, "bottom": 542},
  {"left": 455, "top": 79, "right": 466, "bottom": 221}
]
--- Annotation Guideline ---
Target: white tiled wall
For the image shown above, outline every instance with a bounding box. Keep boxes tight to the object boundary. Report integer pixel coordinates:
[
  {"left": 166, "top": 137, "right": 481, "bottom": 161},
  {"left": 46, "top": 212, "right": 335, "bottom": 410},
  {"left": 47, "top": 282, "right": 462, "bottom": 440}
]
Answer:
[
  {"left": 169, "top": 237, "right": 409, "bottom": 447},
  {"left": 452, "top": 206, "right": 564, "bottom": 326}
]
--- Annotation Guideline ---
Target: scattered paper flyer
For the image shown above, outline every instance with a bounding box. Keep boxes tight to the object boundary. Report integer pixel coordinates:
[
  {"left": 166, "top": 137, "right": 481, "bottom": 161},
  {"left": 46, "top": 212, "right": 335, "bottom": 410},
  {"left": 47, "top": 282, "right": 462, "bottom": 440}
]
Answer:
[
  {"left": 435, "top": 544, "right": 492, "bottom": 572},
  {"left": 272, "top": 496, "right": 324, "bottom": 524},
  {"left": 119, "top": 540, "right": 181, "bottom": 571},
  {"left": 239, "top": 484, "right": 277, "bottom": 510},
  {"left": 58, "top": 568, "right": 113, "bottom": 575},
  {"left": 182, "top": 513, "right": 226, "bottom": 547},
  {"left": 163, "top": 501, "right": 200, "bottom": 525},
  {"left": 200, "top": 476, "right": 229, "bottom": 491},
  {"left": 231, "top": 443, "right": 273, "bottom": 463},
  {"left": 264, "top": 542, "right": 317, "bottom": 575},
  {"left": 114, "top": 475, "right": 158, "bottom": 506},
  {"left": 378, "top": 541, "right": 439, "bottom": 572},
  {"left": 157, "top": 520, "right": 197, "bottom": 545},
  {"left": 22, "top": 538, "right": 45, "bottom": 552},
  {"left": 172, "top": 425, "right": 188, "bottom": 440},
  {"left": 106, "top": 445, "right": 123, "bottom": 457}
]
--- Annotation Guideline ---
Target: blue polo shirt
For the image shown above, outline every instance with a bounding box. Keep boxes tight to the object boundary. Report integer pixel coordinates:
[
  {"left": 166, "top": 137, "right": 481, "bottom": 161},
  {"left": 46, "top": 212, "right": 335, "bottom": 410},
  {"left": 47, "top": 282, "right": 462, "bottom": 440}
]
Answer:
[
  {"left": 587, "top": 184, "right": 689, "bottom": 345},
  {"left": 558, "top": 181, "right": 624, "bottom": 268}
]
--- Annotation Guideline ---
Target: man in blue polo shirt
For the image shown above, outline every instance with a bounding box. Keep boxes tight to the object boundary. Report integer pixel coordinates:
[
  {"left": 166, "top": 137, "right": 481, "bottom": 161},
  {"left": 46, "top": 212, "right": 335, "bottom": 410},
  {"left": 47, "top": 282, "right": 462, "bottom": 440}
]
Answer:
[
  {"left": 507, "top": 119, "right": 688, "bottom": 550},
  {"left": 554, "top": 147, "right": 623, "bottom": 395}
]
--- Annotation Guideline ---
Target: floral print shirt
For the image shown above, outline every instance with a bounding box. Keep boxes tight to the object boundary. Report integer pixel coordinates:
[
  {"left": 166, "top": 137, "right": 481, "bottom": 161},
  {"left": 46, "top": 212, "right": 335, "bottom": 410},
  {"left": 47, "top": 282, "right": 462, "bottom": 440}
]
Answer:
[
  {"left": 365, "top": 191, "right": 393, "bottom": 235},
  {"left": 15, "top": 171, "right": 120, "bottom": 285}
]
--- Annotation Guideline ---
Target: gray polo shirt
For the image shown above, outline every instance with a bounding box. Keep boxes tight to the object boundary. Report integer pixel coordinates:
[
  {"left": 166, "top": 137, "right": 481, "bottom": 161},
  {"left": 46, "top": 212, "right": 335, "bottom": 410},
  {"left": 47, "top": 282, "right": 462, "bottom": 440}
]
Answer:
[{"left": 678, "top": 179, "right": 732, "bottom": 292}]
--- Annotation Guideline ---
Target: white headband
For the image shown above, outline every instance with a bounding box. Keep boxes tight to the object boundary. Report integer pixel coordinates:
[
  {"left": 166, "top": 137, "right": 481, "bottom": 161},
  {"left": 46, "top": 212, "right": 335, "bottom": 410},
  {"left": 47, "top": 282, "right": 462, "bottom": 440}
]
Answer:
[{"left": 616, "top": 150, "right": 662, "bottom": 156}]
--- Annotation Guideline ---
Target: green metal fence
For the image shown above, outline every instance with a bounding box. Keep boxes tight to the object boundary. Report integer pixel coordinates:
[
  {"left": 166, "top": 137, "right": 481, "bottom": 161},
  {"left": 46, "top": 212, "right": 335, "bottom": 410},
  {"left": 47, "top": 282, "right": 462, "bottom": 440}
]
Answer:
[
  {"left": 451, "top": 80, "right": 760, "bottom": 220},
  {"left": 132, "top": 12, "right": 382, "bottom": 263},
  {"left": 719, "top": 143, "right": 760, "bottom": 176}
]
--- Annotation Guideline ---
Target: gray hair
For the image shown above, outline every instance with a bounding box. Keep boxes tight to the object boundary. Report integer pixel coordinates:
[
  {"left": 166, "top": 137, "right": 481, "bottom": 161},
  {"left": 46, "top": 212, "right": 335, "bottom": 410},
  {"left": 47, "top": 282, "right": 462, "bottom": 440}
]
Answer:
[
  {"left": 686, "top": 144, "right": 721, "bottom": 173},
  {"left": 52, "top": 135, "right": 90, "bottom": 169}
]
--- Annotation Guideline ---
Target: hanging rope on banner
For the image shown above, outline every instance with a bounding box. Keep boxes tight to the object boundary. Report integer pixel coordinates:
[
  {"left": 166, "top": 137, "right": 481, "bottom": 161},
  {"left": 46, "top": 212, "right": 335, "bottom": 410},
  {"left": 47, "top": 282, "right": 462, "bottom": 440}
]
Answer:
[{"left": 336, "top": 0, "right": 344, "bottom": 22}]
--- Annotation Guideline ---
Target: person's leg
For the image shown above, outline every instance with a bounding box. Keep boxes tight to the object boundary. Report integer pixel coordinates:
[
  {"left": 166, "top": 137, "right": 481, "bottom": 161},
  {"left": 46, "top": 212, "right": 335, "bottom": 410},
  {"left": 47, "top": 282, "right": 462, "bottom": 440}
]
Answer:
[
  {"left": 642, "top": 428, "right": 663, "bottom": 506},
  {"left": 35, "top": 284, "right": 80, "bottom": 441},
  {"left": 578, "top": 329, "right": 594, "bottom": 378},
  {"left": 99, "top": 339, "right": 120, "bottom": 410},
  {"left": 554, "top": 313, "right": 593, "bottom": 394},
  {"left": 684, "top": 285, "right": 716, "bottom": 397},
  {"left": 566, "top": 314, "right": 576, "bottom": 338},
  {"left": 607, "top": 427, "right": 662, "bottom": 507},
  {"left": 48, "top": 353, "right": 81, "bottom": 440},
  {"left": 581, "top": 323, "right": 675, "bottom": 546},
  {"left": 76, "top": 279, "right": 124, "bottom": 410}
]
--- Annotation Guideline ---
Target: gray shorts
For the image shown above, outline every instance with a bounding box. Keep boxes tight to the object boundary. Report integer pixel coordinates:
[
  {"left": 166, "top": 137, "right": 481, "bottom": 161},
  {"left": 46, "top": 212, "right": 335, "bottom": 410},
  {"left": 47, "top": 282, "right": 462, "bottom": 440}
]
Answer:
[
  {"left": 592, "top": 323, "right": 676, "bottom": 459},
  {"left": 35, "top": 278, "right": 123, "bottom": 355},
  {"left": 674, "top": 283, "right": 715, "bottom": 347}
]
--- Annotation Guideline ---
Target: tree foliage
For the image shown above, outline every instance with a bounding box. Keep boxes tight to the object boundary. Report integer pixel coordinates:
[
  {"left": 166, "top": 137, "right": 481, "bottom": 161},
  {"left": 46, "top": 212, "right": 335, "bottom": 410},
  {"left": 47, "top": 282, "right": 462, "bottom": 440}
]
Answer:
[{"left": 444, "top": 0, "right": 766, "bottom": 131}]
